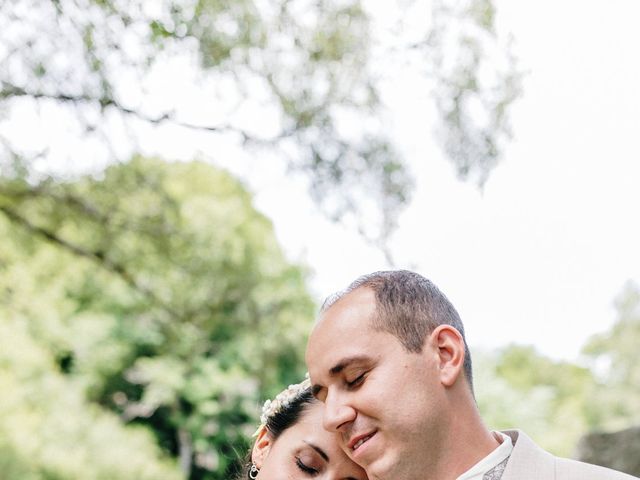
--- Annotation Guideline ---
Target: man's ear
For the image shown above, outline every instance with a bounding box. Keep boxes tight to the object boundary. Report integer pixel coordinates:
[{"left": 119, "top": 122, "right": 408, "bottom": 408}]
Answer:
[
  {"left": 251, "top": 426, "right": 273, "bottom": 468},
  {"left": 430, "top": 325, "right": 465, "bottom": 387}
]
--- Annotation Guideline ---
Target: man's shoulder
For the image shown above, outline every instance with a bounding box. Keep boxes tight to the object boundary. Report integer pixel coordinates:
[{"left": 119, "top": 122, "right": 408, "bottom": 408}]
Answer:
[
  {"left": 501, "top": 429, "right": 638, "bottom": 480},
  {"left": 555, "top": 455, "right": 636, "bottom": 479}
]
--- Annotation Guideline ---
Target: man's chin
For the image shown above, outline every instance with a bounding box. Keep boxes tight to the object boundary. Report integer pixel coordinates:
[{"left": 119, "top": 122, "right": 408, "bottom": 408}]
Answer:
[
  {"left": 362, "top": 457, "right": 396, "bottom": 480},
  {"left": 348, "top": 433, "right": 396, "bottom": 480}
]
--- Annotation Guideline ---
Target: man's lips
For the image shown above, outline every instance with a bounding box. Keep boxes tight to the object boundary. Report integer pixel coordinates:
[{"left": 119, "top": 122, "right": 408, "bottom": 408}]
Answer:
[{"left": 348, "top": 431, "right": 377, "bottom": 452}]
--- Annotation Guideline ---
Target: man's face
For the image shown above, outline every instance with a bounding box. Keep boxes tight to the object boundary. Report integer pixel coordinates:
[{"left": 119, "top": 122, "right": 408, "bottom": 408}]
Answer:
[{"left": 305, "top": 288, "right": 449, "bottom": 480}]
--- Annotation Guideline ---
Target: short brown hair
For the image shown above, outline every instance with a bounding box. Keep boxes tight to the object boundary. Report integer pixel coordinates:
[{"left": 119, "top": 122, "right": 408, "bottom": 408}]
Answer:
[{"left": 322, "top": 270, "right": 474, "bottom": 390}]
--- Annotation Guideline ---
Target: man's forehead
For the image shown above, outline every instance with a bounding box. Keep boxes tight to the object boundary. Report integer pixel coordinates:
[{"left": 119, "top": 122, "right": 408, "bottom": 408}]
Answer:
[
  {"left": 326, "top": 286, "right": 376, "bottom": 312},
  {"left": 306, "top": 289, "right": 379, "bottom": 375},
  {"left": 317, "top": 288, "right": 376, "bottom": 329},
  {"left": 309, "top": 292, "right": 374, "bottom": 346}
]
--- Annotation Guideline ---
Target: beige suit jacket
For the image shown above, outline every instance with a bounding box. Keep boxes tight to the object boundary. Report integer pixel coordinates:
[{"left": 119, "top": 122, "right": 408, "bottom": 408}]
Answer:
[{"left": 501, "top": 430, "right": 638, "bottom": 480}]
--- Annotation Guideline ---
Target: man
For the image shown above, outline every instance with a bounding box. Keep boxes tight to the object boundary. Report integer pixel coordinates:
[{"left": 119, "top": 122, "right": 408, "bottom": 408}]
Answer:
[{"left": 305, "top": 270, "right": 636, "bottom": 480}]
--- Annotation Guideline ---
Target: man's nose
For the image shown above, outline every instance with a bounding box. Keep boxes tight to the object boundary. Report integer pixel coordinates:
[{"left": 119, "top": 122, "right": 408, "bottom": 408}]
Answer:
[{"left": 323, "top": 390, "right": 356, "bottom": 433}]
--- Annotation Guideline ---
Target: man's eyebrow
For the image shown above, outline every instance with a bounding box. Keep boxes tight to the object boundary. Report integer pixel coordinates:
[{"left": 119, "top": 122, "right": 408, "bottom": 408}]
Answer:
[
  {"left": 329, "top": 355, "right": 370, "bottom": 376},
  {"left": 311, "top": 355, "right": 372, "bottom": 398},
  {"left": 304, "top": 441, "right": 329, "bottom": 462}
]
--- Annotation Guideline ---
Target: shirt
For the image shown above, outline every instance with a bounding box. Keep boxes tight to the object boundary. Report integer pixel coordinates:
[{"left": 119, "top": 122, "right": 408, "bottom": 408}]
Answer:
[{"left": 456, "top": 431, "right": 514, "bottom": 480}]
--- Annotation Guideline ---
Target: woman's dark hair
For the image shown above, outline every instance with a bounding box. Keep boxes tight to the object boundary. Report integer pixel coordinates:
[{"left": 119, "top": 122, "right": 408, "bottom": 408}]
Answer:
[
  {"left": 236, "top": 387, "right": 316, "bottom": 479},
  {"left": 264, "top": 388, "right": 315, "bottom": 438}
]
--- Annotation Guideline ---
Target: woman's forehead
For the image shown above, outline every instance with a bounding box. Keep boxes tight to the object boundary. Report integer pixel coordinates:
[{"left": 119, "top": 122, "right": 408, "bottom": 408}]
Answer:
[{"left": 275, "top": 399, "right": 367, "bottom": 479}]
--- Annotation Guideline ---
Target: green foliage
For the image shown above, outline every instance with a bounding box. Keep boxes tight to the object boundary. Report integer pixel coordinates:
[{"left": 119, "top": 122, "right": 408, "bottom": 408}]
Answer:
[
  {"left": 1, "top": 156, "right": 638, "bottom": 475},
  {"left": 0, "top": 0, "right": 408, "bottom": 245},
  {"left": 0, "top": 0, "right": 522, "bottom": 245},
  {"left": 428, "top": 0, "right": 523, "bottom": 186},
  {"left": 477, "top": 294, "right": 640, "bottom": 457},
  {"left": 0, "top": 317, "right": 183, "bottom": 480},
  {"left": 582, "top": 282, "right": 640, "bottom": 431},
  {"left": 0, "top": 158, "right": 315, "bottom": 479},
  {"left": 476, "top": 345, "right": 594, "bottom": 457}
]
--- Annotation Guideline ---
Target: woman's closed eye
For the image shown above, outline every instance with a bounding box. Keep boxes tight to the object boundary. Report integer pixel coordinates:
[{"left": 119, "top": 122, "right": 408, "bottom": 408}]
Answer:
[{"left": 296, "top": 455, "right": 321, "bottom": 476}]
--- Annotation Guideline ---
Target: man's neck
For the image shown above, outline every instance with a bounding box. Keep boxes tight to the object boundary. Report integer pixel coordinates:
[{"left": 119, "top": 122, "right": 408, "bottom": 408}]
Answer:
[
  {"left": 429, "top": 411, "right": 501, "bottom": 480},
  {"left": 366, "top": 414, "right": 500, "bottom": 480}
]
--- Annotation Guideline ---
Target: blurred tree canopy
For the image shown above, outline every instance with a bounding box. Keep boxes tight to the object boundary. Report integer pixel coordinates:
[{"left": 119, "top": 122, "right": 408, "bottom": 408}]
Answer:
[
  {"left": 0, "top": 158, "right": 315, "bottom": 479},
  {"left": 476, "top": 345, "right": 594, "bottom": 457},
  {"left": 0, "top": 0, "right": 521, "bottom": 246},
  {"left": 477, "top": 281, "right": 640, "bottom": 458},
  {"left": 0, "top": 158, "right": 638, "bottom": 477},
  {"left": 0, "top": 318, "right": 183, "bottom": 480},
  {"left": 582, "top": 282, "right": 640, "bottom": 431}
]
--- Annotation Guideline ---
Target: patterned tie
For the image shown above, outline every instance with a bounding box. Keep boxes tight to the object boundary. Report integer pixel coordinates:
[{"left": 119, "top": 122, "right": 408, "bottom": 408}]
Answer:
[{"left": 483, "top": 456, "right": 510, "bottom": 480}]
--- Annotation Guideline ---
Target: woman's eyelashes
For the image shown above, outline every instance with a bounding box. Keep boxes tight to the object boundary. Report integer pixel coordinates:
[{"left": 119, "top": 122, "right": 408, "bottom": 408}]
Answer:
[{"left": 295, "top": 456, "right": 320, "bottom": 476}]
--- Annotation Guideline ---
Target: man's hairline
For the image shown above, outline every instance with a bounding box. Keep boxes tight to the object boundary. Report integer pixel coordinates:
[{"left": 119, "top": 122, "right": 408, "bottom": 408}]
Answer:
[
  {"left": 319, "top": 284, "right": 373, "bottom": 315},
  {"left": 316, "top": 285, "right": 429, "bottom": 355}
]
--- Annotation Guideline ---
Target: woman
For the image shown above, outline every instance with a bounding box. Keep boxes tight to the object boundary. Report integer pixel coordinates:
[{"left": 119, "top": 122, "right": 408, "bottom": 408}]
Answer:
[{"left": 238, "top": 377, "right": 367, "bottom": 480}]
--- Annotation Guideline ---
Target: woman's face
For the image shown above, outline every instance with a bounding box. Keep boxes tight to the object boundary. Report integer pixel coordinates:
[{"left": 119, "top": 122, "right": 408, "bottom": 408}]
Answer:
[{"left": 253, "top": 401, "right": 367, "bottom": 480}]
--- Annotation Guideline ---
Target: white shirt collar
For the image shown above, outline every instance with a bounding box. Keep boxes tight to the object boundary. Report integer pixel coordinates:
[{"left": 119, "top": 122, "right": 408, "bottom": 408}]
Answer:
[{"left": 456, "top": 431, "right": 513, "bottom": 480}]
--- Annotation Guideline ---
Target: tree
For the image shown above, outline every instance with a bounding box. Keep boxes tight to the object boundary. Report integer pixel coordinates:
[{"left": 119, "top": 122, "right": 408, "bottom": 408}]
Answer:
[
  {"left": 427, "top": 0, "right": 522, "bottom": 186},
  {"left": 0, "top": 0, "right": 521, "bottom": 247},
  {"left": 582, "top": 281, "right": 640, "bottom": 431},
  {"left": 475, "top": 345, "right": 595, "bottom": 457},
  {"left": 0, "top": 318, "right": 183, "bottom": 480},
  {"left": 475, "top": 284, "right": 640, "bottom": 458},
  {"left": 0, "top": 158, "right": 316, "bottom": 479}
]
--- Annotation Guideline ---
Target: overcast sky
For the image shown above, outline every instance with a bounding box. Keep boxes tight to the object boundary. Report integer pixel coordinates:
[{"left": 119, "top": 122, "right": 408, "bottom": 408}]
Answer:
[{"left": 250, "top": 0, "right": 640, "bottom": 361}]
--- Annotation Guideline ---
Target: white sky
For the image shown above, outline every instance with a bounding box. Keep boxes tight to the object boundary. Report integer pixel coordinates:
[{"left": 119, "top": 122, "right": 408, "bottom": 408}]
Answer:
[{"left": 251, "top": 0, "right": 640, "bottom": 361}]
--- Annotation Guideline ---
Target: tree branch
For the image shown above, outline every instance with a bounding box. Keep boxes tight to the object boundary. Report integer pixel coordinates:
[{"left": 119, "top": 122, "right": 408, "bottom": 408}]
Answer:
[
  {"left": 0, "top": 81, "right": 290, "bottom": 144},
  {"left": 0, "top": 203, "right": 181, "bottom": 319}
]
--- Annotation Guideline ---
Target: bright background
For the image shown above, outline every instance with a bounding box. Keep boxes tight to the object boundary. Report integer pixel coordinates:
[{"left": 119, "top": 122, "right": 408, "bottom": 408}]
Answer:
[{"left": 252, "top": 0, "right": 640, "bottom": 360}]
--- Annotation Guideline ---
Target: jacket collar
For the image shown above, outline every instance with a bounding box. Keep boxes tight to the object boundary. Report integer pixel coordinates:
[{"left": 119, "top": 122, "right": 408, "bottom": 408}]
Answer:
[{"left": 501, "top": 430, "right": 555, "bottom": 480}]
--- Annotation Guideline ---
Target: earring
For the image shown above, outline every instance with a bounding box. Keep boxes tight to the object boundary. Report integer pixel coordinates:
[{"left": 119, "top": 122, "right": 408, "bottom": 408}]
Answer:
[{"left": 248, "top": 463, "right": 259, "bottom": 479}]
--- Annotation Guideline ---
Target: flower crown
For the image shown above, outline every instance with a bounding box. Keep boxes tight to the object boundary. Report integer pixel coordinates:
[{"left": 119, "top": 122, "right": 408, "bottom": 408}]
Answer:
[{"left": 257, "top": 375, "right": 311, "bottom": 432}]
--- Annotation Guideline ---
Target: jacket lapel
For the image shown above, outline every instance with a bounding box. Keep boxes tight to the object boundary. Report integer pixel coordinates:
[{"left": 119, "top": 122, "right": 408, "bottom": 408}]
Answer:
[{"left": 500, "top": 430, "right": 555, "bottom": 480}]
